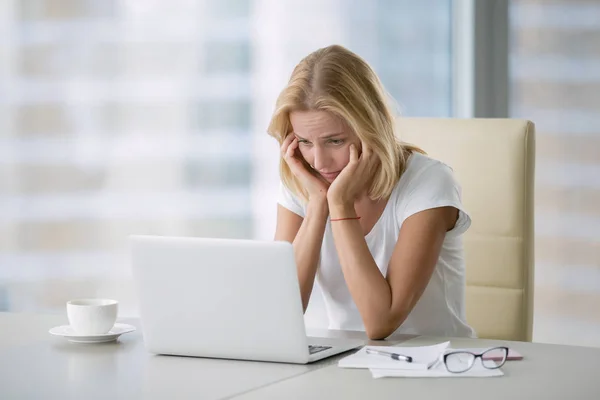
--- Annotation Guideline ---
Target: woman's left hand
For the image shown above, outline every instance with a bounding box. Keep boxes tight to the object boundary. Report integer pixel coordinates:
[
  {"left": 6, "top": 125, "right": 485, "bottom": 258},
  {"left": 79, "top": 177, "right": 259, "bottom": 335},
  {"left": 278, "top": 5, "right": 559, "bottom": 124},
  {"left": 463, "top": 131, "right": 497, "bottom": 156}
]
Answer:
[{"left": 327, "top": 142, "right": 377, "bottom": 209}]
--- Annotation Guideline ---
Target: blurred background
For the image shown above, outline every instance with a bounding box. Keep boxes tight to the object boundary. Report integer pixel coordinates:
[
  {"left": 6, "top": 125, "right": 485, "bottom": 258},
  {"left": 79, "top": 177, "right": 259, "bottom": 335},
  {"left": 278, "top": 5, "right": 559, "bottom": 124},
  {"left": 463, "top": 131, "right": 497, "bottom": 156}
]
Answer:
[{"left": 0, "top": 0, "right": 599, "bottom": 347}]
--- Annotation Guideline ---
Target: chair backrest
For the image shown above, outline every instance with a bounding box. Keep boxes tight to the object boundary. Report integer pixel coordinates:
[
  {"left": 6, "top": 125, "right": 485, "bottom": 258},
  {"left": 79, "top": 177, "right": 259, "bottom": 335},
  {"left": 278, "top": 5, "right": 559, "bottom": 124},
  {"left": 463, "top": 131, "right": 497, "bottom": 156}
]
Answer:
[{"left": 397, "top": 117, "right": 535, "bottom": 342}]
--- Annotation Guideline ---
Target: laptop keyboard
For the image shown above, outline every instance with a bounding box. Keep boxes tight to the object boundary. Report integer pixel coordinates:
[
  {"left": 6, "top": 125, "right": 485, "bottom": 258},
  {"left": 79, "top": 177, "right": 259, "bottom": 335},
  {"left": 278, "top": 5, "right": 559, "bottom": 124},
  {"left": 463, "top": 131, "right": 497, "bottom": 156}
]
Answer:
[{"left": 308, "top": 345, "right": 332, "bottom": 355}]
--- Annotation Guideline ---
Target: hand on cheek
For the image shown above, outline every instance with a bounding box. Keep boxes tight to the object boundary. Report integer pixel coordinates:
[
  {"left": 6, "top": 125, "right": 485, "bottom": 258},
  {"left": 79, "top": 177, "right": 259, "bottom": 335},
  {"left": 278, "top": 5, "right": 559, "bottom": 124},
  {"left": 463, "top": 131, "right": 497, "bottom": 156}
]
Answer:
[{"left": 327, "top": 142, "right": 374, "bottom": 207}]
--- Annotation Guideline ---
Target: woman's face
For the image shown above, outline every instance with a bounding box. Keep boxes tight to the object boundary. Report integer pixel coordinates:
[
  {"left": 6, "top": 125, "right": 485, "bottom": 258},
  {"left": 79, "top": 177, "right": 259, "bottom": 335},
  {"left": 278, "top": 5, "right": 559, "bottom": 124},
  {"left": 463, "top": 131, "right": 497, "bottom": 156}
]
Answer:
[{"left": 289, "top": 110, "right": 359, "bottom": 183}]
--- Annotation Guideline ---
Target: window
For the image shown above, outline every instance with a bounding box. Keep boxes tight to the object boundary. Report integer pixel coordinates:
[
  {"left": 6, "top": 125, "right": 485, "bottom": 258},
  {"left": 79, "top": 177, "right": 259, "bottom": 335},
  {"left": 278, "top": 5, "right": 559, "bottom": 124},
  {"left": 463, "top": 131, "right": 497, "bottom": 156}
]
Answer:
[
  {"left": 509, "top": 0, "right": 600, "bottom": 347},
  {"left": 0, "top": 0, "right": 453, "bottom": 316}
]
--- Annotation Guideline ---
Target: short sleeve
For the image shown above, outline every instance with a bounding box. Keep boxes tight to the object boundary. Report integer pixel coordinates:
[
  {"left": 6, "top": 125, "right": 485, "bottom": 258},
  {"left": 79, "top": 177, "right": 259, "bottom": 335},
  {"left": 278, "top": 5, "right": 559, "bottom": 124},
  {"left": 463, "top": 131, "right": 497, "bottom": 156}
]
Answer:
[
  {"left": 399, "top": 161, "right": 471, "bottom": 237},
  {"left": 277, "top": 182, "right": 306, "bottom": 218}
]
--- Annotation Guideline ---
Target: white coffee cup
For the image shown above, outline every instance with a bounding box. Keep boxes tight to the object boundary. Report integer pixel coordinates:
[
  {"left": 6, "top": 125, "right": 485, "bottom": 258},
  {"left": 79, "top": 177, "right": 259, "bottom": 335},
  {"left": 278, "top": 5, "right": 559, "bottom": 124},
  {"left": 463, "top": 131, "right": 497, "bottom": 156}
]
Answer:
[{"left": 66, "top": 299, "right": 118, "bottom": 335}]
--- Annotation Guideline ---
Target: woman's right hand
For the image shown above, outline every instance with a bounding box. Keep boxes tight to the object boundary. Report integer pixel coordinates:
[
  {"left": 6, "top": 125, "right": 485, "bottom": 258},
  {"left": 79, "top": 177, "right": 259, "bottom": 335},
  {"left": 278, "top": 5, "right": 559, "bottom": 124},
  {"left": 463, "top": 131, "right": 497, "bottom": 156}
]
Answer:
[{"left": 281, "top": 134, "right": 330, "bottom": 201}]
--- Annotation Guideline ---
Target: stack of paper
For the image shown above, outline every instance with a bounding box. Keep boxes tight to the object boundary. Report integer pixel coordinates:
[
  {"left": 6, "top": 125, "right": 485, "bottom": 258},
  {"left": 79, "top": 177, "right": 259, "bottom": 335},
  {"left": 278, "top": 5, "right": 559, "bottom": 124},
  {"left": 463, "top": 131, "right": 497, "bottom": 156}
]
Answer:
[
  {"left": 338, "top": 341, "right": 504, "bottom": 378},
  {"left": 370, "top": 361, "right": 504, "bottom": 378},
  {"left": 339, "top": 342, "right": 450, "bottom": 370}
]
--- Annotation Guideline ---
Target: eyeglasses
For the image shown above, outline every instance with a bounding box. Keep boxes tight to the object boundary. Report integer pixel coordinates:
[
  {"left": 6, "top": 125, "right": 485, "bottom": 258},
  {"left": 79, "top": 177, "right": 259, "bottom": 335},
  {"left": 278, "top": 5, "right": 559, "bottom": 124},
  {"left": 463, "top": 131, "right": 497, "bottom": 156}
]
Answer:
[{"left": 442, "top": 346, "right": 509, "bottom": 373}]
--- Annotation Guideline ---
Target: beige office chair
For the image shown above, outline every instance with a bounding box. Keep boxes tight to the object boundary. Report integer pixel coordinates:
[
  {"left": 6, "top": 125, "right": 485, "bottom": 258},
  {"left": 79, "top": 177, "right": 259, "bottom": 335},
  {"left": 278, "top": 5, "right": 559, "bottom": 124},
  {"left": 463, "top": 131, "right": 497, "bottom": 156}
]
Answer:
[{"left": 397, "top": 118, "right": 535, "bottom": 342}]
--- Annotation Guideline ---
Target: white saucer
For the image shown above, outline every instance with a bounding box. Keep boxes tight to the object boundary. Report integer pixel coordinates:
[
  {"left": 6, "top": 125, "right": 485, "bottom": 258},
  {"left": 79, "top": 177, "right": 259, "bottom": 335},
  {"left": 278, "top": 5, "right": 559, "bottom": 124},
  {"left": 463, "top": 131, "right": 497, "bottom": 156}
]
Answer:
[{"left": 49, "top": 323, "right": 136, "bottom": 343}]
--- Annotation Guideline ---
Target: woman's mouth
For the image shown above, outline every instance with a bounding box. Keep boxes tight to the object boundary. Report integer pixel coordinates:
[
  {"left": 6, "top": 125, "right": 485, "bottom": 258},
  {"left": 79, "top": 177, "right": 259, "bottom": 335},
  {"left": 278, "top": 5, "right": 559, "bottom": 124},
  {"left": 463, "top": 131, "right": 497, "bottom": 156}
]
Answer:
[{"left": 320, "top": 171, "right": 340, "bottom": 181}]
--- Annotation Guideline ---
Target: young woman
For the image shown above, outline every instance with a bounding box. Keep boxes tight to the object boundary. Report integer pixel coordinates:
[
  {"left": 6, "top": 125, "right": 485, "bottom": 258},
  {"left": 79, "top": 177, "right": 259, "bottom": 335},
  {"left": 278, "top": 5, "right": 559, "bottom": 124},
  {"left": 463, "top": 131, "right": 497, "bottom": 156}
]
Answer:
[{"left": 269, "top": 45, "right": 475, "bottom": 340}]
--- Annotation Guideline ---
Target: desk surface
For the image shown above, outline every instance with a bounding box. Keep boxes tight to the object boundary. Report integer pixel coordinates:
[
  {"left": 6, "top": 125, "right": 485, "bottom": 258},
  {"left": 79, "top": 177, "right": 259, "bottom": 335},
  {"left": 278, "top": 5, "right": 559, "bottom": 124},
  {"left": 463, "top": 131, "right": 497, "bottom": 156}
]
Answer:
[
  {"left": 0, "top": 312, "right": 406, "bottom": 400},
  {"left": 1, "top": 312, "right": 600, "bottom": 400}
]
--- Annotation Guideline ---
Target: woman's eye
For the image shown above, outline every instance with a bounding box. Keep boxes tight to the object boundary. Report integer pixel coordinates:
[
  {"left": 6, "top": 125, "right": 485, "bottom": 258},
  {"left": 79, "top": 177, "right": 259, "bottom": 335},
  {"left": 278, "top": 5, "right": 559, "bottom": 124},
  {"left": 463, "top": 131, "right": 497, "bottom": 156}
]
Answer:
[{"left": 329, "top": 139, "right": 344, "bottom": 145}]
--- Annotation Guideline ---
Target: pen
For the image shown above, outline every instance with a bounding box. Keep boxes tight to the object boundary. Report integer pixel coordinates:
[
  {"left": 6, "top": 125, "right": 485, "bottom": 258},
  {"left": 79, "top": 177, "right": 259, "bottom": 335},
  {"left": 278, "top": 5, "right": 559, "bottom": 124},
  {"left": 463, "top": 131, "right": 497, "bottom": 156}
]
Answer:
[{"left": 366, "top": 348, "right": 413, "bottom": 362}]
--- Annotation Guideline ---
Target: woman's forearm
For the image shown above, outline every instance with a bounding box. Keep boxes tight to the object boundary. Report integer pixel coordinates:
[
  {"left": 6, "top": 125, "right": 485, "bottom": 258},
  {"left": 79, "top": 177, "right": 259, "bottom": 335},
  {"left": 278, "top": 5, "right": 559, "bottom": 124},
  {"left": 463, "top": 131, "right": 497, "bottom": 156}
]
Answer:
[
  {"left": 293, "top": 197, "right": 329, "bottom": 312},
  {"left": 329, "top": 204, "right": 396, "bottom": 338}
]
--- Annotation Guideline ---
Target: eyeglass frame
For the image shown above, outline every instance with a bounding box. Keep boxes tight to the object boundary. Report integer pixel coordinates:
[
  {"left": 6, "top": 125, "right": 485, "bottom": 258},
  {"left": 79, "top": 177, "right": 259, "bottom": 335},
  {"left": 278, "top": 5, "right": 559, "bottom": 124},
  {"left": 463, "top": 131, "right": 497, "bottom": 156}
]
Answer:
[{"left": 442, "top": 346, "right": 509, "bottom": 373}]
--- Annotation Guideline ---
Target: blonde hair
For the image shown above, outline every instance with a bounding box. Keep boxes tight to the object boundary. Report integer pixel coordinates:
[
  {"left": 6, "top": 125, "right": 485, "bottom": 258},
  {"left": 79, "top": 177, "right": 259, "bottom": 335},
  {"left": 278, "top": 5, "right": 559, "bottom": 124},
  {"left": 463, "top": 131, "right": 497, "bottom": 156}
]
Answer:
[{"left": 267, "top": 44, "right": 423, "bottom": 202}]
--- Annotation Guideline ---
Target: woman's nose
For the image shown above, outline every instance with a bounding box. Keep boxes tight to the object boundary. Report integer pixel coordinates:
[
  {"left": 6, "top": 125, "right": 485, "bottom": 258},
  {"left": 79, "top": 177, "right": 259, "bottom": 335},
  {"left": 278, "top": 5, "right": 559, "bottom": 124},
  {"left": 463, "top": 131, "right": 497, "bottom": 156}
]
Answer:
[{"left": 312, "top": 147, "right": 329, "bottom": 171}]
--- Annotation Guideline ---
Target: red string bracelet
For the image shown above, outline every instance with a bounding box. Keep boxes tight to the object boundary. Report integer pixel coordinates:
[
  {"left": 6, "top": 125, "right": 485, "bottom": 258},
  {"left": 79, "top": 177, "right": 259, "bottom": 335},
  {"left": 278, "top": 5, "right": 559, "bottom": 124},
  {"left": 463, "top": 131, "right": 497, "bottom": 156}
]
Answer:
[{"left": 330, "top": 216, "right": 361, "bottom": 222}]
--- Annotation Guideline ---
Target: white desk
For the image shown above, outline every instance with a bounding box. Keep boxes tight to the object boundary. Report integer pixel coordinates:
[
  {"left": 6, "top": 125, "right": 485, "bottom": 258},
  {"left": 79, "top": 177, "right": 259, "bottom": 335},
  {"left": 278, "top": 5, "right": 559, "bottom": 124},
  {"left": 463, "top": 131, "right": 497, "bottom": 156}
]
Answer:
[
  {"left": 1, "top": 312, "right": 600, "bottom": 399},
  {"left": 235, "top": 335, "right": 600, "bottom": 400},
  {"left": 0, "top": 313, "right": 407, "bottom": 399}
]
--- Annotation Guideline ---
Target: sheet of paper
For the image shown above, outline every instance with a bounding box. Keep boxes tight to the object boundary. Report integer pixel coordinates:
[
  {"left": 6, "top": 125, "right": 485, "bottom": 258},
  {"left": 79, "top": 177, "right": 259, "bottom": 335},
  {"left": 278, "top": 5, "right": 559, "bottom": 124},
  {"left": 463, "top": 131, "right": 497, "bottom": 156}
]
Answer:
[
  {"left": 338, "top": 341, "right": 450, "bottom": 371},
  {"left": 370, "top": 358, "right": 504, "bottom": 378}
]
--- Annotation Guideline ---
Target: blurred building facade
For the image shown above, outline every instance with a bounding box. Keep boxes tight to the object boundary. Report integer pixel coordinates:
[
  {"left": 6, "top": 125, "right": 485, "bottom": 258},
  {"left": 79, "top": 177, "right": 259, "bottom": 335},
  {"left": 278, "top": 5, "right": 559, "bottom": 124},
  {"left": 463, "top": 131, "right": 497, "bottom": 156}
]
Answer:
[
  {"left": 509, "top": 0, "right": 600, "bottom": 347},
  {"left": 0, "top": 0, "right": 452, "bottom": 316}
]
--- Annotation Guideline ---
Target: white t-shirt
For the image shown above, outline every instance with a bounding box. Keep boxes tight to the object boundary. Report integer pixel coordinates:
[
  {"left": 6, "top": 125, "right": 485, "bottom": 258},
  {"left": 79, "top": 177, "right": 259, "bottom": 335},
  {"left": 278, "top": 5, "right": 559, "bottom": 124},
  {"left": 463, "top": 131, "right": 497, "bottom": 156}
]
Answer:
[{"left": 277, "top": 152, "right": 476, "bottom": 338}]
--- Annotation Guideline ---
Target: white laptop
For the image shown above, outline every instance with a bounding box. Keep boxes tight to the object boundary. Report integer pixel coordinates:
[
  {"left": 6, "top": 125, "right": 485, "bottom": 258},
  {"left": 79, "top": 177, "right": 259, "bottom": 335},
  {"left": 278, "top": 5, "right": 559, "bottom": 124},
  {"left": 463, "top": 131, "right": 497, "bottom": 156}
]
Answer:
[{"left": 129, "top": 235, "right": 362, "bottom": 364}]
